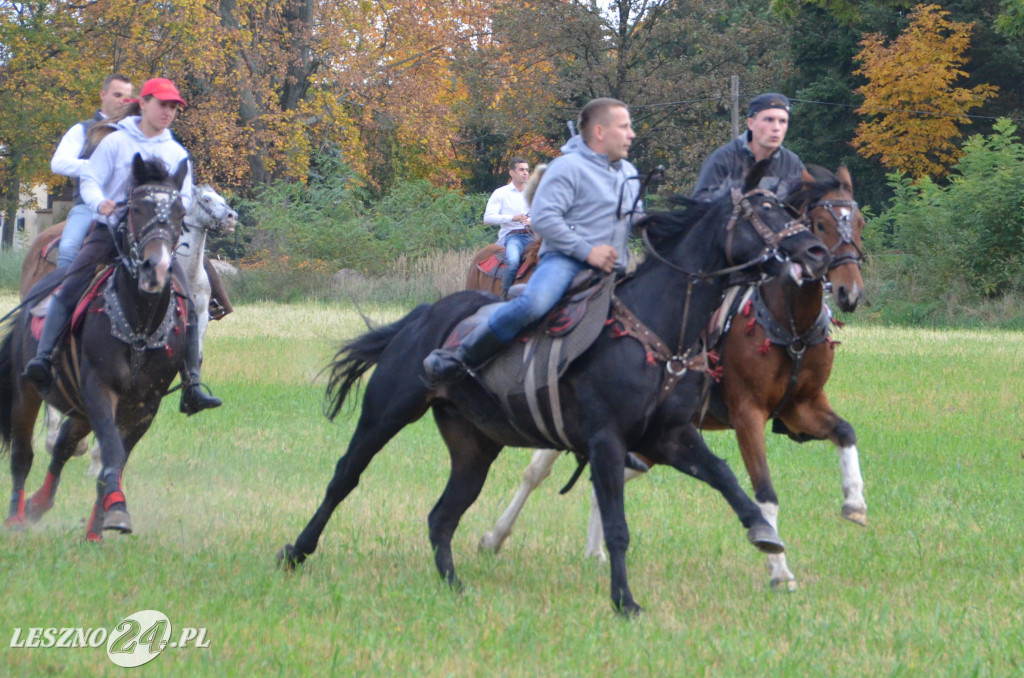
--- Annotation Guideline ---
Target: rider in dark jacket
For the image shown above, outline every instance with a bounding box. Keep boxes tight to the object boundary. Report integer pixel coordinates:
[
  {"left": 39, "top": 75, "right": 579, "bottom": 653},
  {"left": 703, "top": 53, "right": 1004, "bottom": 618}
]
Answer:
[{"left": 693, "top": 93, "right": 804, "bottom": 204}]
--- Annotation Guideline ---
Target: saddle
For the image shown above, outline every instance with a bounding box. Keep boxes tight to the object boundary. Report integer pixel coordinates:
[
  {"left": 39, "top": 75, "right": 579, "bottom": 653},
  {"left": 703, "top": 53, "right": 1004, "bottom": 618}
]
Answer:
[
  {"left": 441, "top": 272, "right": 614, "bottom": 448},
  {"left": 475, "top": 249, "right": 532, "bottom": 281}
]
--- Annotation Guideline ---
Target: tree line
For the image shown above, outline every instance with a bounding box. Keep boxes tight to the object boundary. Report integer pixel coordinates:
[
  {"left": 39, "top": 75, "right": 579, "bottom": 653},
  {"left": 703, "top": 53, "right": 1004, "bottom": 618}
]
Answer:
[{"left": 2, "top": 0, "right": 1024, "bottom": 324}]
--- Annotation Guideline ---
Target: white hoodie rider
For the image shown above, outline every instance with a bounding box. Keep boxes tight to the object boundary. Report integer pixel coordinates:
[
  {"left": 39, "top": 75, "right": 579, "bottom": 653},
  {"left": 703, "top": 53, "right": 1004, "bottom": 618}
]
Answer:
[
  {"left": 24, "top": 77, "right": 221, "bottom": 417},
  {"left": 80, "top": 82, "right": 193, "bottom": 225}
]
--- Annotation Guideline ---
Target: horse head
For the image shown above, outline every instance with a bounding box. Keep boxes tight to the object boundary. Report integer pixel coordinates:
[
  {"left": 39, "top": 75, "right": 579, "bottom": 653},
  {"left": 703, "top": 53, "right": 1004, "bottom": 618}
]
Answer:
[
  {"left": 722, "top": 160, "right": 832, "bottom": 283},
  {"left": 792, "top": 165, "right": 865, "bottom": 312},
  {"left": 187, "top": 185, "right": 237, "bottom": 236},
  {"left": 127, "top": 154, "right": 188, "bottom": 294}
]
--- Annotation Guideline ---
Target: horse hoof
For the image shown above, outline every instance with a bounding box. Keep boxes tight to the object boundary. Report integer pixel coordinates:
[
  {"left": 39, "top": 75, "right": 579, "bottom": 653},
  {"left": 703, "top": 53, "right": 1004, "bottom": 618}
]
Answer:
[
  {"left": 477, "top": 533, "right": 502, "bottom": 554},
  {"left": 613, "top": 601, "right": 643, "bottom": 619},
  {"left": 277, "top": 544, "right": 302, "bottom": 570},
  {"left": 102, "top": 507, "right": 133, "bottom": 533},
  {"left": 747, "top": 524, "right": 785, "bottom": 554},
  {"left": 770, "top": 578, "right": 799, "bottom": 592},
  {"left": 842, "top": 506, "right": 868, "bottom": 526}
]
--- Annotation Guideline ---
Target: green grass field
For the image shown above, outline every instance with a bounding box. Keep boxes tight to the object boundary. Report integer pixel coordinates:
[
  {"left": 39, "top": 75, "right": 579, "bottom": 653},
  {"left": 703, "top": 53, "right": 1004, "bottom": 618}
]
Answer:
[{"left": 1, "top": 297, "right": 1022, "bottom": 676}]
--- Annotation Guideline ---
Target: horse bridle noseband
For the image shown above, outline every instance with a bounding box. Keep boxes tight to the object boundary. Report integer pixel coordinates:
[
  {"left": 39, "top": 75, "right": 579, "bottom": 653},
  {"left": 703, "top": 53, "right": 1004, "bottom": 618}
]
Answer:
[{"left": 807, "top": 198, "right": 864, "bottom": 270}]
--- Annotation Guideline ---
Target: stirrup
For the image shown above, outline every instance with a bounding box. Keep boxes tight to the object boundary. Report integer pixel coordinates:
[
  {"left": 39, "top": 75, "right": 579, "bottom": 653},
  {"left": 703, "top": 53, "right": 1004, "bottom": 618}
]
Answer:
[
  {"left": 209, "top": 300, "right": 228, "bottom": 321},
  {"left": 23, "top": 356, "right": 56, "bottom": 395},
  {"left": 180, "top": 381, "right": 223, "bottom": 415}
]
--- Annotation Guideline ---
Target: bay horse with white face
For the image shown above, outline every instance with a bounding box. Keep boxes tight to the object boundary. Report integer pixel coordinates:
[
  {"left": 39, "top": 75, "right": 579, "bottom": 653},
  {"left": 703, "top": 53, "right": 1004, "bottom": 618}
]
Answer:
[
  {"left": 278, "top": 161, "right": 832, "bottom": 616},
  {"left": 477, "top": 166, "right": 866, "bottom": 591},
  {"left": 2, "top": 155, "right": 189, "bottom": 541}
]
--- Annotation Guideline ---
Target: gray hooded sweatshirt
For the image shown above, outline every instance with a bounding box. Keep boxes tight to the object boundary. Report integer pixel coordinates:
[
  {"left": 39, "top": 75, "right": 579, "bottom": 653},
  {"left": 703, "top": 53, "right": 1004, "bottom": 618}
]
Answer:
[{"left": 530, "top": 134, "right": 641, "bottom": 270}]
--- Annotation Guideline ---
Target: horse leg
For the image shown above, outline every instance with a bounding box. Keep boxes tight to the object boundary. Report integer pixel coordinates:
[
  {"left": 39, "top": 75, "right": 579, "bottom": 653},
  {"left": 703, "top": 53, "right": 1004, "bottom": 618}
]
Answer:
[
  {"left": 478, "top": 448, "right": 559, "bottom": 554},
  {"left": 587, "top": 428, "right": 641, "bottom": 617},
  {"left": 6, "top": 395, "right": 40, "bottom": 530},
  {"left": 78, "top": 385, "right": 133, "bottom": 540},
  {"left": 44, "top": 406, "right": 90, "bottom": 460},
  {"left": 429, "top": 409, "right": 502, "bottom": 591},
  {"left": 585, "top": 466, "right": 646, "bottom": 562},
  {"left": 730, "top": 404, "right": 796, "bottom": 589},
  {"left": 649, "top": 422, "right": 784, "bottom": 554},
  {"left": 25, "top": 417, "right": 91, "bottom": 523},
  {"left": 279, "top": 384, "right": 429, "bottom": 569},
  {"left": 780, "top": 394, "right": 866, "bottom": 525}
]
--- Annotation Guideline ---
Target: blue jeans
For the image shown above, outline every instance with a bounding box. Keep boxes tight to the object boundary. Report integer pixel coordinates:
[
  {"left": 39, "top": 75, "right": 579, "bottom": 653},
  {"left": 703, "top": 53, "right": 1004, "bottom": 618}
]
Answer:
[
  {"left": 488, "top": 252, "right": 586, "bottom": 343},
  {"left": 500, "top": 232, "right": 534, "bottom": 292},
  {"left": 58, "top": 203, "right": 95, "bottom": 269}
]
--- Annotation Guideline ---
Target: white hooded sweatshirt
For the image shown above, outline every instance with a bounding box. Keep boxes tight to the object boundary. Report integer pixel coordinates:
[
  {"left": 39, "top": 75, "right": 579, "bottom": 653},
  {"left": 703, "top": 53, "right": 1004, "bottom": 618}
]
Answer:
[{"left": 80, "top": 116, "right": 194, "bottom": 227}]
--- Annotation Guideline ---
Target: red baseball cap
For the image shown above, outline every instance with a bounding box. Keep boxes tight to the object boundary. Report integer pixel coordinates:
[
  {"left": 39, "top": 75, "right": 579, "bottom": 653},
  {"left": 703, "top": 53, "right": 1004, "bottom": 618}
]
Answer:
[{"left": 139, "top": 78, "right": 187, "bottom": 106}]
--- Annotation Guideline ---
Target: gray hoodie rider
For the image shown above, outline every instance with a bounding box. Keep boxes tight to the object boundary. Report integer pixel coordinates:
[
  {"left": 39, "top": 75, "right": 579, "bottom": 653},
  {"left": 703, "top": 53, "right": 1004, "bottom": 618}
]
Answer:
[{"left": 531, "top": 133, "right": 641, "bottom": 271}]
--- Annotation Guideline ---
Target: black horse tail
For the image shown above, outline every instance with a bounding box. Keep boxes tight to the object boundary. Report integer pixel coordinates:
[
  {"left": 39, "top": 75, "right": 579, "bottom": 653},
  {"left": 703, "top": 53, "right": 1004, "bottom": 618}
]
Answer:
[
  {"left": 324, "top": 304, "right": 432, "bottom": 421},
  {"left": 0, "top": 322, "right": 17, "bottom": 452}
]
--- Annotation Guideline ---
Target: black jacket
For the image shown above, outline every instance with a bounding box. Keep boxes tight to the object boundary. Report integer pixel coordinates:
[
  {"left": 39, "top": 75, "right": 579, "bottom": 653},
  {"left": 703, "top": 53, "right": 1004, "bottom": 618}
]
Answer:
[{"left": 693, "top": 135, "right": 805, "bottom": 204}]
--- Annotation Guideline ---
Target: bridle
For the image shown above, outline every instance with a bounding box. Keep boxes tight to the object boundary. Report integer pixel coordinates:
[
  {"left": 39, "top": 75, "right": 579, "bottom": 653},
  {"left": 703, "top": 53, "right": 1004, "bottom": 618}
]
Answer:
[
  {"left": 807, "top": 197, "right": 864, "bottom": 271},
  {"left": 639, "top": 186, "right": 812, "bottom": 282},
  {"left": 182, "top": 188, "right": 232, "bottom": 235},
  {"left": 634, "top": 186, "right": 814, "bottom": 393},
  {"left": 124, "top": 184, "right": 183, "bottom": 272}
]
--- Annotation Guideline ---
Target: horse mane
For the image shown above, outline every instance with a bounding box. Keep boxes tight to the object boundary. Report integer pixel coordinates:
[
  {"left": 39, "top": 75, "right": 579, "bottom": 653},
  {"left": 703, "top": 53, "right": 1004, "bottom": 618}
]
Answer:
[
  {"left": 129, "top": 156, "right": 173, "bottom": 189},
  {"left": 634, "top": 193, "right": 714, "bottom": 258},
  {"left": 85, "top": 102, "right": 141, "bottom": 149},
  {"left": 524, "top": 164, "right": 547, "bottom": 207},
  {"left": 787, "top": 164, "right": 842, "bottom": 210}
]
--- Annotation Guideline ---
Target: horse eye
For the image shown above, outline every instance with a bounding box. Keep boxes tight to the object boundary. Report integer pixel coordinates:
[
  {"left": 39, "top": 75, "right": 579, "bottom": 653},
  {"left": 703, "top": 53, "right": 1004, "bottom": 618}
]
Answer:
[{"left": 815, "top": 220, "right": 826, "bottom": 232}]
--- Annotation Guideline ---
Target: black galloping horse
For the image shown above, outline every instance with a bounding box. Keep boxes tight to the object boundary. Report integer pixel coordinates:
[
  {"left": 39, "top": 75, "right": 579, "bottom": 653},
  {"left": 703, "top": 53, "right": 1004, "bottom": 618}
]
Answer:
[
  {"left": 279, "top": 161, "right": 832, "bottom": 616},
  {"left": 2, "top": 155, "right": 189, "bottom": 541}
]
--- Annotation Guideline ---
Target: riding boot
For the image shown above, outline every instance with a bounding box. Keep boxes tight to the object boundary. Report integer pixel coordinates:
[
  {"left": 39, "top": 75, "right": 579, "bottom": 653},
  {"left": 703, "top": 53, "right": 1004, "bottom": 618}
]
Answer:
[
  {"left": 422, "top": 321, "right": 507, "bottom": 388},
  {"left": 179, "top": 321, "right": 222, "bottom": 415},
  {"left": 23, "top": 297, "right": 74, "bottom": 395}
]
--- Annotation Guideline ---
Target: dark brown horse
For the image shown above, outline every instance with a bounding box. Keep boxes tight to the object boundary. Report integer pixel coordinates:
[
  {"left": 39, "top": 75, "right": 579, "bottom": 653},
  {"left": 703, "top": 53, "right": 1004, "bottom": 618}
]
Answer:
[
  {"left": 464, "top": 239, "right": 541, "bottom": 296},
  {"left": 476, "top": 166, "right": 866, "bottom": 591},
  {"left": 2, "top": 155, "right": 189, "bottom": 541}
]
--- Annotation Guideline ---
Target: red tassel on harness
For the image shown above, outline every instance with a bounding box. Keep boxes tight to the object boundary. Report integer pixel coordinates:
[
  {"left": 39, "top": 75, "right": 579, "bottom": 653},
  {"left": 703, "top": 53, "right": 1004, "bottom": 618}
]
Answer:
[
  {"left": 831, "top": 317, "right": 846, "bottom": 328},
  {"left": 742, "top": 299, "right": 753, "bottom": 316},
  {"left": 827, "top": 337, "right": 842, "bottom": 350},
  {"left": 645, "top": 351, "right": 658, "bottom": 366},
  {"left": 745, "top": 317, "right": 757, "bottom": 335},
  {"left": 706, "top": 365, "right": 724, "bottom": 382},
  {"left": 757, "top": 338, "right": 772, "bottom": 355},
  {"left": 608, "top": 320, "right": 629, "bottom": 338}
]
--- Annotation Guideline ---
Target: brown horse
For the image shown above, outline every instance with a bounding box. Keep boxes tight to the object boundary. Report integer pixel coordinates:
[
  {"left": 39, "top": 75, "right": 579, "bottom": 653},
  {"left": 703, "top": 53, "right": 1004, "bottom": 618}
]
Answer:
[
  {"left": 464, "top": 239, "right": 541, "bottom": 296},
  {"left": 476, "top": 166, "right": 866, "bottom": 591}
]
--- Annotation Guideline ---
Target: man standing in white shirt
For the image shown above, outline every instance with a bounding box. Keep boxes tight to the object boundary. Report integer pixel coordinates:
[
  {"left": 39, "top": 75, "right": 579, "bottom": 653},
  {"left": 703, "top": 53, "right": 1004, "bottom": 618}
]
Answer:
[
  {"left": 50, "top": 73, "right": 134, "bottom": 269},
  {"left": 483, "top": 157, "right": 533, "bottom": 298}
]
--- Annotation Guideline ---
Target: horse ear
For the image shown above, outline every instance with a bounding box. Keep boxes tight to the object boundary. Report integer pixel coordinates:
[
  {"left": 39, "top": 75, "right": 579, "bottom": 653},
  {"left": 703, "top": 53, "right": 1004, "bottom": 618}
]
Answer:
[
  {"left": 171, "top": 159, "right": 189, "bottom": 190},
  {"left": 131, "top": 153, "right": 147, "bottom": 180},
  {"left": 524, "top": 163, "right": 547, "bottom": 207},
  {"left": 836, "top": 165, "right": 853, "bottom": 194},
  {"left": 743, "top": 159, "right": 770, "bottom": 193}
]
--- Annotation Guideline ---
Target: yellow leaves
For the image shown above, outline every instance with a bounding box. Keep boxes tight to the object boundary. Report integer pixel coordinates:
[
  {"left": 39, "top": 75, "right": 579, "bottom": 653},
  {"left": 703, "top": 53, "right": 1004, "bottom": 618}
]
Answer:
[{"left": 852, "top": 4, "right": 998, "bottom": 180}]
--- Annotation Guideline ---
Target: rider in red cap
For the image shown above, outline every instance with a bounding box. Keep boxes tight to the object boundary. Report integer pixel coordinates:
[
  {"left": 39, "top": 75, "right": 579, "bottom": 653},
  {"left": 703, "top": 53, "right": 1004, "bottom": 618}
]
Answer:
[
  {"left": 138, "top": 78, "right": 188, "bottom": 106},
  {"left": 25, "top": 76, "right": 222, "bottom": 416}
]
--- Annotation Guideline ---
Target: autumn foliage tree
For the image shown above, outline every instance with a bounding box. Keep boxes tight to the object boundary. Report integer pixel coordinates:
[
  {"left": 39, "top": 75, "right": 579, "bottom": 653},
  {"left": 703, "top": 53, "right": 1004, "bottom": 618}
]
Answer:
[{"left": 852, "top": 3, "right": 997, "bottom": 179}]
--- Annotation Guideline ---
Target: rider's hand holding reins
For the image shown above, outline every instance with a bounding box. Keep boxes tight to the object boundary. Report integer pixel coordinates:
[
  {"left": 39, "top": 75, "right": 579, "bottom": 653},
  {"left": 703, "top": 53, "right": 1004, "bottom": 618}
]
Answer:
[
  {"left": 586, "top": 244, "right": 618, "bottom": 273},
  {"left": 98, "top": 199, "right": 117, "bottom": 217}
]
